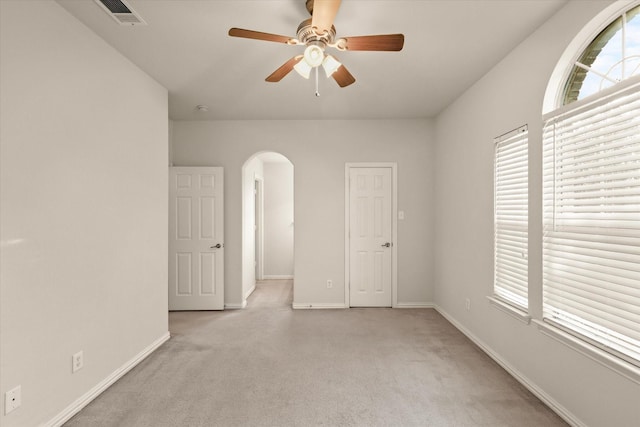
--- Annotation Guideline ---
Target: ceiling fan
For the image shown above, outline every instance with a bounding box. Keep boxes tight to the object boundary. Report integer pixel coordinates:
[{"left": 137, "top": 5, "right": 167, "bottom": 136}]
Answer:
[{"left": 228, "top": 0, "right": 404, "bottom": 90}]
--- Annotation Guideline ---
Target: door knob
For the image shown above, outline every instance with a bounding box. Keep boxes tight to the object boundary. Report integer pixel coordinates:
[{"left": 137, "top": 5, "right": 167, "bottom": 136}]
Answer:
[
  {"left": 211, "top": 243, "right": 223, "bottom": 249},
  {"left": 381, "top": 242, "right": 391, "bottom": 247}
]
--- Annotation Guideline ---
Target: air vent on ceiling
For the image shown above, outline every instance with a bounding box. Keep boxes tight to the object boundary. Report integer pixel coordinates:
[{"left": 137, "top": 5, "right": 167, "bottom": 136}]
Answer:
[{"left": 94, "top": 0, "right": 147, "bottom": 26}]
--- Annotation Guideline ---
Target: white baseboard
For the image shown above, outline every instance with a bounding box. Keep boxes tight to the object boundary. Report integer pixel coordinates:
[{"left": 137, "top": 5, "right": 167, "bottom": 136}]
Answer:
[
  {"left": 244, "top": 284, "right": 256, "bottom": 300},
  {"left": 224, "top": 300, "right": 247, "bottom": 309},
  {"left": 46, "top": 332, "right": 171, "bottom": 427},
  {"left": 292, "top": 302, "right": 347, "bottom": 309},
  {"left": 433, "top": 305, "right": 586, "bottom": 427},
  {"left": 263, "top": 275, "right": 294, "bottom": 280},
  {"left": 292, "top": 302, "right": 433, "bottom": 309},
  {"left": 395, "top": 302, "right": 434, "bottom": 308}
]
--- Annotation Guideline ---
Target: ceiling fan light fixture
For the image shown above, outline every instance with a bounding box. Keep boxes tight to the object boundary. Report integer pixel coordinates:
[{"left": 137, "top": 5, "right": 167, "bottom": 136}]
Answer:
[
  {"left": 322, "top": 55, "right": 341, "bottom": 77},
  {"left": 294, "top": 59, "right": 313, "bottom": 79},
  {"left": 303, "top": 44, "right": 324, "bottom": 67}
]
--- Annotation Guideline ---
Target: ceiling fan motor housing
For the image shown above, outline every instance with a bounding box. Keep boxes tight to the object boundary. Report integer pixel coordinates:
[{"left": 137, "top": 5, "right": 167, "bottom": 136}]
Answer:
[{"left": 296, "top": 18, "right": 336, "bottom": 49}]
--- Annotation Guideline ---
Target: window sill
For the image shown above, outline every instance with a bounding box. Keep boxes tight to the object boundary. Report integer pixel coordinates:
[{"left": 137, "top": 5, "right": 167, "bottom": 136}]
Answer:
[
  {"left": 533, "top": 319, "right": 640, "bottom": 385},
  {"left": 487, "top": 296, "right": 531, "bottom": 324}
]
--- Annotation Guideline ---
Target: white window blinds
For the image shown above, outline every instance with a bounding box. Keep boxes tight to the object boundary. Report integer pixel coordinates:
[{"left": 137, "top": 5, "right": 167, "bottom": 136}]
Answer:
[
  {"left": 494, "top": 126, "right": 528, "bottom": 310},
  {"left": 542, "top": 80, "right": 640, "bottom": 366}
]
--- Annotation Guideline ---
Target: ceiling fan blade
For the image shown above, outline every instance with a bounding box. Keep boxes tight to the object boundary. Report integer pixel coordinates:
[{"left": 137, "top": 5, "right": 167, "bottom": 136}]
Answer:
[
  {"left": 311, "top": 0, "right": 341, "bottom": 35},
  {"left": 266, "top": 56, "right": 303, "bottom": 82},
  {"left": 340, "top": 34, "right": 404, "bottom": 51},
  {"left": 228, "top": 28, "right": 295, "bottom": 44},
  {"left": 332, "top": 63, "right": 355, "bottom": 88}
]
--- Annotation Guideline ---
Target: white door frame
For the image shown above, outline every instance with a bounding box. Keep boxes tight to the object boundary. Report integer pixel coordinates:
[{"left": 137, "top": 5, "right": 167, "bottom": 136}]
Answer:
[
  {"left": 254, "top": 174, "right": 264, "bottom": 281},
  {"left": 345, "top": 163, "right": 398, "bottom": 308}
]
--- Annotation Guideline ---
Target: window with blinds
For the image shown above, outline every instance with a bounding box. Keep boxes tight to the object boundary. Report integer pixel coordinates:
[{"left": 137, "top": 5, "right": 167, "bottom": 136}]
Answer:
[
  {"left": 542, "top": 79, "right": 640, "bottom": 366},
  {"left": 494, "top": 125, "right": 528, "bottom": 311}
]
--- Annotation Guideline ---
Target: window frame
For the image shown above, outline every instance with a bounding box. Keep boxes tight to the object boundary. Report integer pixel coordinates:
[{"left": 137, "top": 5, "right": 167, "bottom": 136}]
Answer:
[{"left": 563, "top": 4, "right": 640, "bottom": 105}]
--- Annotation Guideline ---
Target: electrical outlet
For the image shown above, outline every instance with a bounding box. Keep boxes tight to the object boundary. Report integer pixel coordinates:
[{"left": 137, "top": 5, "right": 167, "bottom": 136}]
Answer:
[
  {"left": 465, "top": 298, "right": 471, "bottom": 310},
  {"left": 5, "top": 385, "right": 21, "bottom": 415},
  {"left": 327, "top": 279, "right": 333, "bottom": 289},
  {"left": 72, "top": 351, "right": 84, "bottom": 373}
]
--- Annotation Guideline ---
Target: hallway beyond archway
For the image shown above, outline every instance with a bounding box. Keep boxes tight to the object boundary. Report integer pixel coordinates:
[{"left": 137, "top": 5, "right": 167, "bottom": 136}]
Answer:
[{"left": 241, "top": 151, "right": 294, "bottom": 307}]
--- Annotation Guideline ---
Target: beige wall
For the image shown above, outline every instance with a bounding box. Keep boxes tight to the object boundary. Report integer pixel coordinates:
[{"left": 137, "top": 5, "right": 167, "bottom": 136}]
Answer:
[
  {"left": 434, "top": 1, "right": 640, "bottom": 426},
  {"left": 172, "top": 119, "right": 435, "bottom": 307},
  {"left": 263, "top": 161, "right": 295, "bottom": 279},
  {"left": 0, "top": 1, "right": 169, "bottom": 425}
]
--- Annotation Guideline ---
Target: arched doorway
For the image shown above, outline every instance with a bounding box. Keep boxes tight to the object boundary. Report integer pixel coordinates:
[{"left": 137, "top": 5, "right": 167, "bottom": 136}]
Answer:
[{"left": 241, "top": 151, "right": 294, "bottom": 307}]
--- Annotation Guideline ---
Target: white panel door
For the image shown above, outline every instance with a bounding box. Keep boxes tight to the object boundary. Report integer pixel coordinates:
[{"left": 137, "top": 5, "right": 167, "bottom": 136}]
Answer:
[
  {"left": 349, "top": 167, "right": 392, "bottom": 307},
  {"left": 169, "top": 167, "right": 224, "bottom": 310}
]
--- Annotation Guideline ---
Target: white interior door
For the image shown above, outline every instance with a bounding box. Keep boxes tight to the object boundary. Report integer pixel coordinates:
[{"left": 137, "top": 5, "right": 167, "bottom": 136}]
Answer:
[
  {"left": 169, "top": 167, "right": 224, "bottom": 310},
  {"left": 349, "top": 167, "right": 393, "bottom": 307}
]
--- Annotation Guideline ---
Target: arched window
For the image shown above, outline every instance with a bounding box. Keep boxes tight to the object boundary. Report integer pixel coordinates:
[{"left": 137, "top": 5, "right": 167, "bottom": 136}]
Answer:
[
  {"left": 543, "top": 2, "right": 640, "bottom": 368},
  {"left": 563, "top": 4, "right": 640, "bottom": 104}
]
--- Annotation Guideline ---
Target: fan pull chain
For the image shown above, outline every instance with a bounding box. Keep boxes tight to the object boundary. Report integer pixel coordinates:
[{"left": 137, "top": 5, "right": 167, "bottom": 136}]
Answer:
[{"left": 315, "top": 66, "right": 320, "bottom": 97}]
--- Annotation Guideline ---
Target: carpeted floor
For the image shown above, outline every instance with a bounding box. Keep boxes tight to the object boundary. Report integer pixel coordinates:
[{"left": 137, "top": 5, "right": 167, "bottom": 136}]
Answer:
[{"left": 65, "top": 280, "right": 567, "bottom": 426}]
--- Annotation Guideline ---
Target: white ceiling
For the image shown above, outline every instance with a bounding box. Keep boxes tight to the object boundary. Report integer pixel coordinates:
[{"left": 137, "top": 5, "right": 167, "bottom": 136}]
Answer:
[{"left": 57, "top": 0, "right": 567, "bottom": 121}]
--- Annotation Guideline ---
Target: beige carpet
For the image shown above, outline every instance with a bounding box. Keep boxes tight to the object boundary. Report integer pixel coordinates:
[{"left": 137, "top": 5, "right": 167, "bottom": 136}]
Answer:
[{"left": 65, "top": 280, "right": 567, "bottom": 426}]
